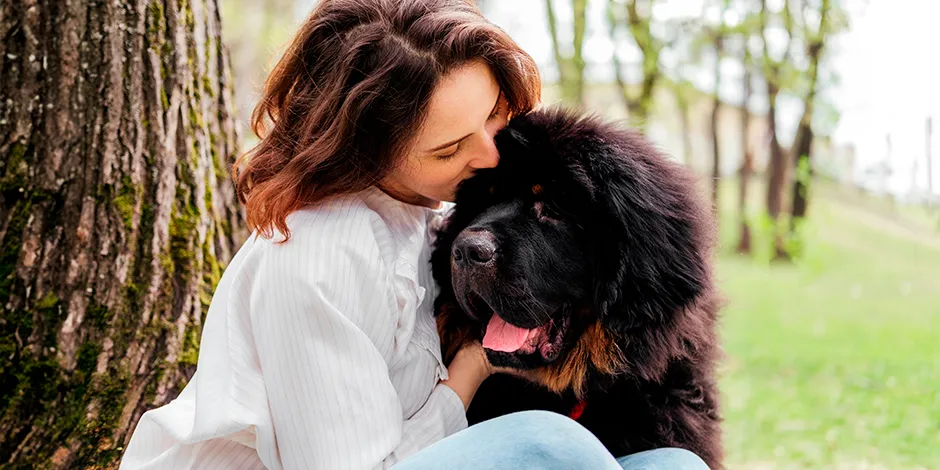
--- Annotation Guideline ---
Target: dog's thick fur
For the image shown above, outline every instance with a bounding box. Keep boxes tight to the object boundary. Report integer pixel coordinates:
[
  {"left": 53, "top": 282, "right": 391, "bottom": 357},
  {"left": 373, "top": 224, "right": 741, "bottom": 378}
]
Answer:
[{"left": 430, "top": 106, "right": 724, "bottom": 469}]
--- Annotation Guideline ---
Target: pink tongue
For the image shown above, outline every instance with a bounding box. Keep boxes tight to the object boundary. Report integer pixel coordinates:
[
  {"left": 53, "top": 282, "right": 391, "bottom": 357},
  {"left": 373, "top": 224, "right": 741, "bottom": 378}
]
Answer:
[{"left": 482, "top": 314, "right": 533, "bottom": 353}]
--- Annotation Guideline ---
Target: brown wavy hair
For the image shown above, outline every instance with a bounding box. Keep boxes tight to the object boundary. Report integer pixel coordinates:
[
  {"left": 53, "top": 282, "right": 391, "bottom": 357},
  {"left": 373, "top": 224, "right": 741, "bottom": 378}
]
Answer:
[{"left": 234, "top": 0, "right": 542, "bottom": 241}]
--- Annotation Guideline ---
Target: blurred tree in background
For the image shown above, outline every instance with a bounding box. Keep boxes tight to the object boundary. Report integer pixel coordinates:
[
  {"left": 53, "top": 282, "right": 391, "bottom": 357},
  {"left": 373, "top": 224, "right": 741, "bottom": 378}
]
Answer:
[
  {"left": 545, "top": 0, "right": 588, "bottom": 107},
  {"left": 0, "top": 0, "right": 244, "bottom": 467},
  {"left": 729, "top": 1, "right": 761, "bottom": 254},
  {"left": 787, "top": 0, "right": 847, "bottom": 257},
  {"left": 222, "top": 0, "right": 297, "bottom": 139},
  {"left": 659, "top": 4, "right": 699, "bottom": 166},
  {"left": 605, "top": 0, "right": 663, "bottom": 128},
  {"left": 705, "top": 0, "right": 731, "bottom": 210},
  {"left": 758, "top": 0, "right": 798, "bottom": 261}
]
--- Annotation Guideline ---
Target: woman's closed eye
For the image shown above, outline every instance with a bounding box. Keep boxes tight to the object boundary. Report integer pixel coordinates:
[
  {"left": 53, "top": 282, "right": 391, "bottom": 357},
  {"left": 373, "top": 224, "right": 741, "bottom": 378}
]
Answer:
[
  {"left": 436, "top": 142, "right": 461, "bottom": 161},
  {"left": 436, "top": 94, "right": 506, "bottom": 162}
]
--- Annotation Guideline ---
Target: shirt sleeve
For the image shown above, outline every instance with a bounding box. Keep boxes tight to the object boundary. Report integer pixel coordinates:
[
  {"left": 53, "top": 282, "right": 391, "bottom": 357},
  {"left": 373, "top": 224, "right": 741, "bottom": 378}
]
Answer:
[{"left": 248, "top": 221, "right": 467, "bottom": 470}]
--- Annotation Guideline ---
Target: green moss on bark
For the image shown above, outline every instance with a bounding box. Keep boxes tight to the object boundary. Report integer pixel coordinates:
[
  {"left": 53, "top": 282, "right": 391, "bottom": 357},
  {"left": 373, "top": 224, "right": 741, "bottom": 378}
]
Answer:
[
  {"left": 178, "top": 323, "right": 200, "bottom": 366},
  {"left": 86, "top": 299, "right": 110, "bottom": 330},
  {"left": 71, "top": 363, "right": 130, "bottom": 467},
  {"left": 168, "top": 202, "right": 198, "bottom": 280},
  {"left": 0, "top": 186, "right": 33, "bottom": 302},
  {"left": 36, "top": 293, "right": 61, "bottom": 348},
  {"left": 0, "top": 143, "right": 29, "bottom": 192},
  {"left": 0, "top": 197, "right": 38, "bottom": 425},
  {"left": 114, "top": 175, "right": 140, "bottom": 231}
]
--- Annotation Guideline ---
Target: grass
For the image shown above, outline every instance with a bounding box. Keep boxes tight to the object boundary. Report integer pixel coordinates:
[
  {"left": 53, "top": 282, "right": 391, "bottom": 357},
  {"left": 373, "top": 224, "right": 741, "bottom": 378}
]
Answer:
[{"left": 713, "top": 178, "right": 940, "bottom": 469}]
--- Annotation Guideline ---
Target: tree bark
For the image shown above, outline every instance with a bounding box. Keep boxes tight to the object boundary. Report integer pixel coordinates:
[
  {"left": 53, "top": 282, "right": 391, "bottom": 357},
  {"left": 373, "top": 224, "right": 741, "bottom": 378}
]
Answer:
[
  {"left": 676, "top": 90, "right": 692, "bottom": 165},
  {"left": 928, "top": 117, "right": 934, "bottom": 210},
  {"left": 545, "top": 0, "right": 587, "bottom": 107},
  {"left": 760, "top": 0, "right": 793, "bottom": 262},
  {"left": 765, "top": 85, "right": 789, "bottom": 260},
  {"left": 606, "top": 0, "right": 661, "bottom": 126},
  {"left": 0, "top": 0, "right": 245, "bottom": 467},
  {"left": 788, "top": 108, "right": 814, "bottom": 228},
  {"left": 710, "top": 102, "right": 721, "bottom": 211},
  {"left": 606, "top": 0, "right": 633, "bottom": 117},
  {"left": 708, "top": 0, "right": 731, "bottom": 212},
  {"left": 789, "top": 0, "right": 829, "bottom": 243},
  {"left": 710, "top": 40, "right": 724, "bottom": 212},
  {"left": 736, "top": 49, "right": 753, "bottom": 255}
]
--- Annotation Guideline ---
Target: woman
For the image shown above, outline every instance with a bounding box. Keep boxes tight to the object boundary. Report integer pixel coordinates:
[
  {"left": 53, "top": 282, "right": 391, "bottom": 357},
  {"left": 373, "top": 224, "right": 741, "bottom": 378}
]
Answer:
[{"left": 120, "top": 1, "right": 709, "bottom": 469}]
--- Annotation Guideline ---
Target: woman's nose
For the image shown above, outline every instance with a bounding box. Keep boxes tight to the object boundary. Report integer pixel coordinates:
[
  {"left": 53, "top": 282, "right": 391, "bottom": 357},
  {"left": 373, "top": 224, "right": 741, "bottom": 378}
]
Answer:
[{"left": 468, "top": 132, "right": 500, "bottom": 169}]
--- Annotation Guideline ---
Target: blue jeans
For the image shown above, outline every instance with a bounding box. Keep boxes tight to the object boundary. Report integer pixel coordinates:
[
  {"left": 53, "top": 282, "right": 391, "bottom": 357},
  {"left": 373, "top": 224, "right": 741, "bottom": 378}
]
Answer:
[{"left": 393, "top": 410, "right": 709, "bottom": 469}]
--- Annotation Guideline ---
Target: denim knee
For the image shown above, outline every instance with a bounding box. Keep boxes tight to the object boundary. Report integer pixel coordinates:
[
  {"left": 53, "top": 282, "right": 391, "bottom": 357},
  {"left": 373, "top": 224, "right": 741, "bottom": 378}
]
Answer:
[
  {"left": 392, "top": 410, "right": 624, "bottom": 470},
  {"left": 616, "top": 447, "right": 710, "bottom": 470},
  {"left": 493, "top": 410, "right": 622, "bottom": 469}
]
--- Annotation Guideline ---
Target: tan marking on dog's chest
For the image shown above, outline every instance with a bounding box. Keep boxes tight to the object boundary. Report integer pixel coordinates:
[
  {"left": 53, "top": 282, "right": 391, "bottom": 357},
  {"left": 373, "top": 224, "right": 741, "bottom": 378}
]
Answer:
[{"left": 527, "top": 320, "right": 626, "bottom": 399}]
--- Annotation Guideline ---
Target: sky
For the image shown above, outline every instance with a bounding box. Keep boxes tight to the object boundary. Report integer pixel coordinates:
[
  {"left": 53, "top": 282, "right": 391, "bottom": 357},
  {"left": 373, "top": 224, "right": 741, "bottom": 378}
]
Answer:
[
  {"left": 824, "top": 0, "right": 939, "bottom": 196},
  {"left": 292, "top": 0, "right": 940, "bottom": 197}
]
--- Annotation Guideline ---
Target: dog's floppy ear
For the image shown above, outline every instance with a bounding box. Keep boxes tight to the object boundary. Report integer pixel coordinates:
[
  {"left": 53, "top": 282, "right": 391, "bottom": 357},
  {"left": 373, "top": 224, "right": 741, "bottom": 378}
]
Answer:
[
  {"left": 590, "top": 129, "right": 715, "bottom": 331},
  {"left": 502, "top": 127, "right": 530, "bottom": 148}
]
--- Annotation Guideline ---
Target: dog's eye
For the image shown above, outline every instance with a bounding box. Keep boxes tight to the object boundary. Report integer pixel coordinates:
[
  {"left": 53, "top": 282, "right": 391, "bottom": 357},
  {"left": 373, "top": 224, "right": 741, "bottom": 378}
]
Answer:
[{"left": 534, "top": 201, "right": 560, "bottom": 224}]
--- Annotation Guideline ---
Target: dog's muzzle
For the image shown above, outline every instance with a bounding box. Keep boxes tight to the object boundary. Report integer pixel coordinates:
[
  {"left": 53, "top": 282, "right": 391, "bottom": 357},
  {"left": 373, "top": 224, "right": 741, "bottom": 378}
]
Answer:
[{"left": 452, "top": 228, "right": 497, "bottom": 268}]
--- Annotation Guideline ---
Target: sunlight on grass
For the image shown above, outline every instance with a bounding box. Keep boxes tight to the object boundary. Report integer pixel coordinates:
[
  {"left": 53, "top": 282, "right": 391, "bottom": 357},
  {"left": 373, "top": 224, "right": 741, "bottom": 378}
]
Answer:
[{"left": 713, "top": 179, "right": 940, "bottom": 469}]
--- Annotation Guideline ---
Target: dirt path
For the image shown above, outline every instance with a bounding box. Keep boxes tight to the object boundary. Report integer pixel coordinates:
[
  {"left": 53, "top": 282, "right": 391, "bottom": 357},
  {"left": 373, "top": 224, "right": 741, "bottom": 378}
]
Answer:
[{"left": 823, "top": 194, "right": 940, "bottom": 252}]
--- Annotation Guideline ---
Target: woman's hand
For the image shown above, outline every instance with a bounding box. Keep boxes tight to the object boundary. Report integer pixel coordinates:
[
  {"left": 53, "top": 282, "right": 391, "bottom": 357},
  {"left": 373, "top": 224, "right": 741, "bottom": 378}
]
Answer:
[
  {"left": 440, "top": 342, "right": 532, "bottom": 410},
  {"left": 440, "top": 342, "right": 491, "bottom": 410}
]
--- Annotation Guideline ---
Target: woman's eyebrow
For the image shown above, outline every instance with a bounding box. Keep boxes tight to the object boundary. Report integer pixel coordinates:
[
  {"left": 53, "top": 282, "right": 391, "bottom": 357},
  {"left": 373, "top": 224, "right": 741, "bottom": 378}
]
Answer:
[
  {"left": 428, "top": 133, "right": 471, "bottom": 152},
  {"left": 426, "top": 92, "right": 502, "bottom": 153}
]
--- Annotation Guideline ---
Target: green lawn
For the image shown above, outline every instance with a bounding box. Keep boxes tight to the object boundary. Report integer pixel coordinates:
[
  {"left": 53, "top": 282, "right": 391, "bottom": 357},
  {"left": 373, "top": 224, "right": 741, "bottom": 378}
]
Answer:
[{"left": 714, "top": 180, "right": 940, "bottom": 469}]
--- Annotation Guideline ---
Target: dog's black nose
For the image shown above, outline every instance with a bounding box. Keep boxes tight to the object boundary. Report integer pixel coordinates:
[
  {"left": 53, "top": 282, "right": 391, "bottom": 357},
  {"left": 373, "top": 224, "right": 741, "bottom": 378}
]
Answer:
[{"left": 452, "top": 230, "right": 496, "bottom": 266}]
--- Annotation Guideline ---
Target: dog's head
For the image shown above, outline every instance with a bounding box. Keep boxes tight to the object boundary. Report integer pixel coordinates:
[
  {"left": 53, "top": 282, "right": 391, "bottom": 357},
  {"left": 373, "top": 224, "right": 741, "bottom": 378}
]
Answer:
[{"left": 431, "top": 106, "right": 716, "bottom": 389}]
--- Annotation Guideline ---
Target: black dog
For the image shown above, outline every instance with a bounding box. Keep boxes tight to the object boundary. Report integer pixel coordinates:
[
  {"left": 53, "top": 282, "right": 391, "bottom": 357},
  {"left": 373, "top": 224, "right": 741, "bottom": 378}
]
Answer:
[{"left": 430, "top": 106, "right": 724, "bottom": 469}]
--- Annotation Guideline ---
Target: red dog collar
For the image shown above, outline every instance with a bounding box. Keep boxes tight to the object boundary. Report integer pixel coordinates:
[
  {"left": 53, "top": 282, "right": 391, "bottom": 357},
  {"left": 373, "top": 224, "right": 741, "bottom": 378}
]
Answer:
[{"left": 568, "top": 399, "right": 587, "bottom": 420}]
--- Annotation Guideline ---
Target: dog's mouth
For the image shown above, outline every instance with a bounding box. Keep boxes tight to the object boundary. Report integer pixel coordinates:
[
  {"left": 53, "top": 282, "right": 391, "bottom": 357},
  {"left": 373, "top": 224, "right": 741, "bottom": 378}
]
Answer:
[
  {"left": 482, "top": 313, "right": 570, "bottom": 362},
  {"left": 462, "top": 291, "right": 569, "bottom": 363}
]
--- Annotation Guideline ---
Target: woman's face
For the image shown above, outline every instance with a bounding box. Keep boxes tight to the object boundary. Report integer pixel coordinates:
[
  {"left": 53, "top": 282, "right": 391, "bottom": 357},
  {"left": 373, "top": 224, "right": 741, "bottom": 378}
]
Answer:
[{"left": 380, "top": 60, "right": 510, "bottom": 208}]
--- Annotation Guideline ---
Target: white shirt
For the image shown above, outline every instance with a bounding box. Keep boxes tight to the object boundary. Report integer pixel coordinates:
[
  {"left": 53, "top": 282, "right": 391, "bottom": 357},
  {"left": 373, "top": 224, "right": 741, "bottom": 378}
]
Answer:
[{"left": 119, "top": 187, "right": 466, "bottom": 470}]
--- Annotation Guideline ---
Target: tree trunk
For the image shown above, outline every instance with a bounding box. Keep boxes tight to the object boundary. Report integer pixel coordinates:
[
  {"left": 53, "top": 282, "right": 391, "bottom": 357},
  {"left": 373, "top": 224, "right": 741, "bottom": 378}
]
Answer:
[
  {"left": 710, "top": 0, "right": 729, "bottom": 213},
  {"left": 677, "top": 93, "right": 692, "bottom": 166},
  {"left": 710, "top": 48, "right": 723, "bottom": 212},
  {"left": 606, "top": 0, "right": 633, "bottom": 117},
  {"left": 926, "top": 117, "right": 933, "bottom": 210},
  {"left": 789, "top": 0, "right": 829, "bottom": 244},
  {"left": 545, "top": 0, "right": 587, "bottom": 107},
  {"left": 607, "top": 0, "right": 659, "bottom": 126},
  {"left": 571, "top": 0, "right": 587, "bottom": 105},
  {"left": 736, "top": 51, "right": 752, "bottom": 255},
  {"left": 759, "top": 0, "right": 793, "bottom": 261},
  {"left": 225, "top": 0, "right": 297, "bottom": 134},
  {"left": 626, "top": 0, "right": 657, "bottom": 124},
  {"left": 0, "top": 0, "right": 245, "bottom": 467},
  {"left": 789, "top": 111, "right": 814, "bottom": 228},
  {"left": 765, "top": 85, "right": 789, "bottom": 261},
  {"left": 925, "top": 117, "right": 936, "bottom": 209},
  {"left": 710, "top": 103, "right": 721, "bottom": 211}
]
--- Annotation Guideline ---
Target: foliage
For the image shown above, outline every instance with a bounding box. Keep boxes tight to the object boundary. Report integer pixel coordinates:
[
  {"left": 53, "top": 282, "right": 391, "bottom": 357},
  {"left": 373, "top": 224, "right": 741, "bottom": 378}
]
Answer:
[{"left": 605, "top": 0, "right": 664, "bottom": 126}]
